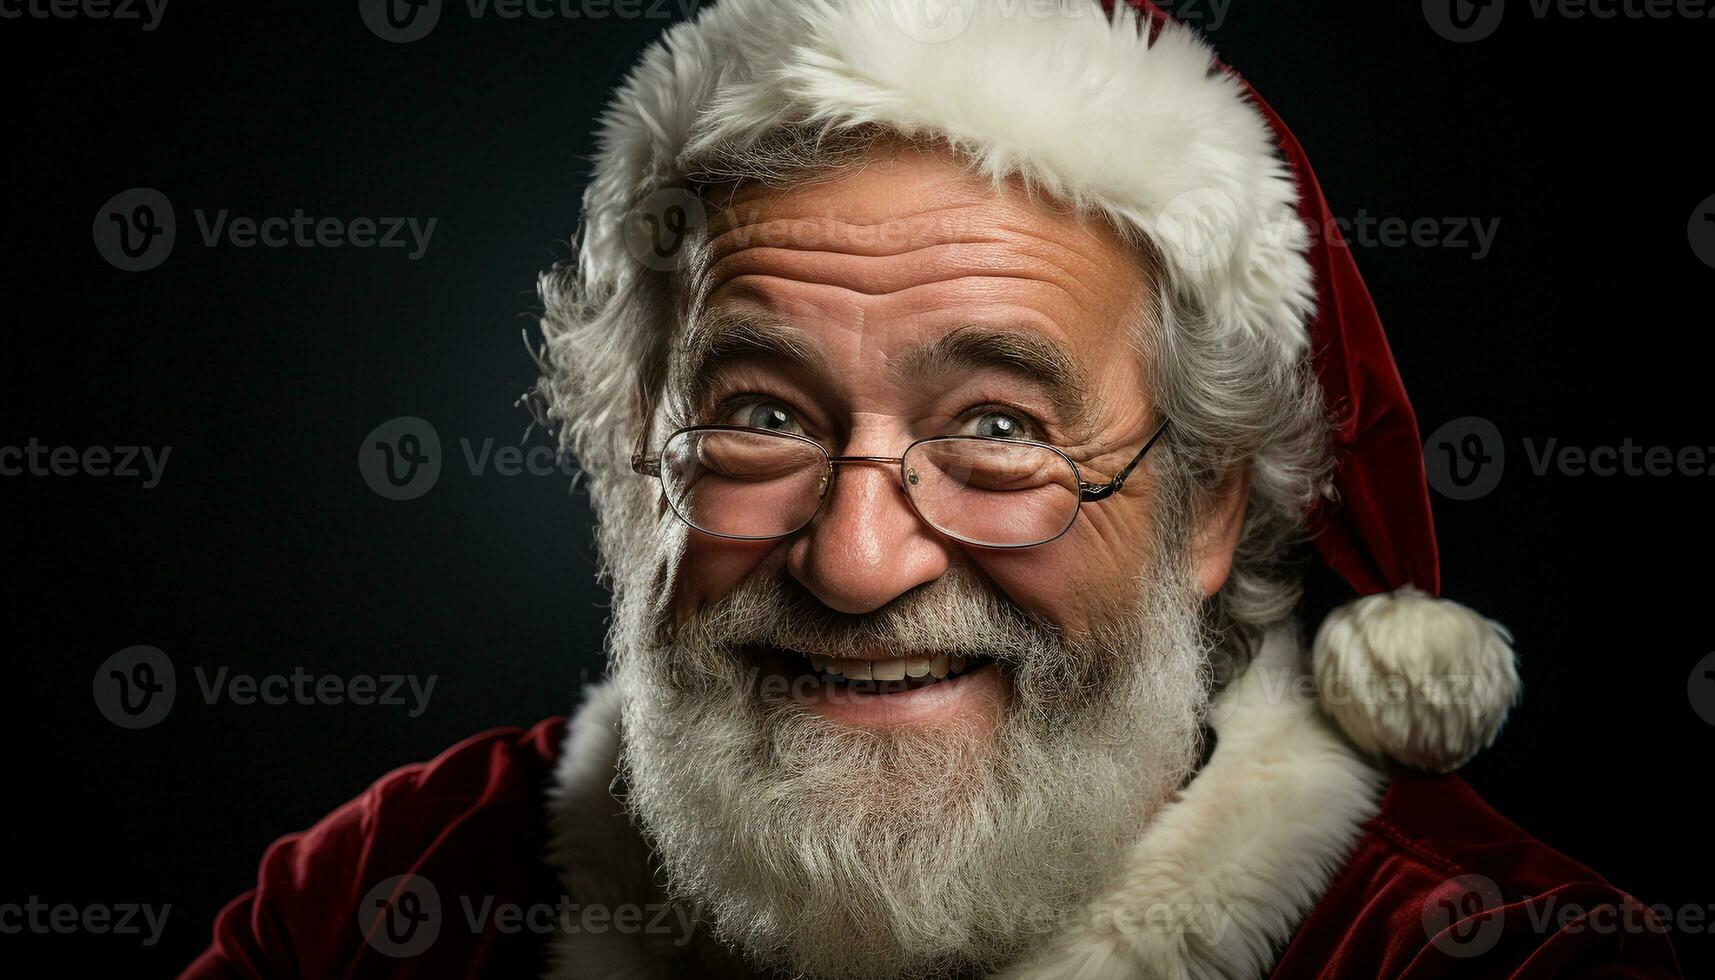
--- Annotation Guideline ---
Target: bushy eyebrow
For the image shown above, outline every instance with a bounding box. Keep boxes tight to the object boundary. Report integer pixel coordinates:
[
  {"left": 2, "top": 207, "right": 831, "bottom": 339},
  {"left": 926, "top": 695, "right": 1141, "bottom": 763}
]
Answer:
[
  {"left": 680, "top": 307, "right": 828, "bottom": 411},
  {"left": 889, "top": 324, "right": 1095, "bottom": 435},
  {"left": 680, "top": 307, "right": 1095, "bottom": 435}
]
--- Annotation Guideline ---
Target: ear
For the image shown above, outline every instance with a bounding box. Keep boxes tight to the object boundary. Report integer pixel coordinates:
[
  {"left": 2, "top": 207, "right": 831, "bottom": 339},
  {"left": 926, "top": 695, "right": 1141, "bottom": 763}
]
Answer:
[{"left": 1191, "top": 467, "right": 1251, "bottom": 598}]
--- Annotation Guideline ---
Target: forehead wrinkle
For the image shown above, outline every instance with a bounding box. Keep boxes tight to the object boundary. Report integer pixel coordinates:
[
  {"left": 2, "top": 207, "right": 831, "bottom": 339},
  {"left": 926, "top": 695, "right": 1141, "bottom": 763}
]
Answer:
[
  {"left": 889, "top": 324, "right": 1098, "bottom": 437},
  {"left": 704, "top": 203, "right": 1008, "bottom": 261}
]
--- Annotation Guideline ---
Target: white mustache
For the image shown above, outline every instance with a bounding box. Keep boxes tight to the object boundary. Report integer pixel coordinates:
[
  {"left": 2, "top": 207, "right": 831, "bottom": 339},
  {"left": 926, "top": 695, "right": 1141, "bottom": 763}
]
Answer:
[{"left": 664, "top": 563, "right": 1060, "bottom": 667}]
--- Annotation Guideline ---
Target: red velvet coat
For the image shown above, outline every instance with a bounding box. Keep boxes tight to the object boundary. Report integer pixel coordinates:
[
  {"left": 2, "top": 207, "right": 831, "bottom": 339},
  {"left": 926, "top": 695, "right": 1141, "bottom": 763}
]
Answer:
[{"left": 181, "top": 716, "right": 1680, "bottom": 979}]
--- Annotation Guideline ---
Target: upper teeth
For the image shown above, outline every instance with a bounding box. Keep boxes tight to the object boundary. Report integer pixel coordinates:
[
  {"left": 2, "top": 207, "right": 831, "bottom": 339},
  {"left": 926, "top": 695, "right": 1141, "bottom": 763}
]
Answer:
[{"left": 809, "top": 653, "right": 971, "bottom": 680}]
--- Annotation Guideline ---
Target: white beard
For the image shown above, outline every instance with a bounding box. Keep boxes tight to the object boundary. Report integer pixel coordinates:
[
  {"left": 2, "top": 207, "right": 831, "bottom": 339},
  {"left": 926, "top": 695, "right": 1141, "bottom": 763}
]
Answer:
[{"left": 608, "top": 543, "right": 1212, "bottom": 980}]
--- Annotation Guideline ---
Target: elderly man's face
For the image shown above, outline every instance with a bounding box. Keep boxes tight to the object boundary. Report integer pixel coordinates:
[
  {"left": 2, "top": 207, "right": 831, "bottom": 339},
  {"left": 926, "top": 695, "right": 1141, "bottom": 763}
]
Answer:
[
  {"left": 614, "top": 142, "right": 1236, "bottom": 978},
  {"left": 666, "top": 142, "right": 1231, "bottom": 733}
]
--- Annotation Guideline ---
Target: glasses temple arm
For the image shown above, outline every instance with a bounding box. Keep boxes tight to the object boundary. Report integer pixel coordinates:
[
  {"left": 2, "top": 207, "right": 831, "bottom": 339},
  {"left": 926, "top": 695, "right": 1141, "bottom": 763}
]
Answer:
[
  {"left": 631, "top": 451, "right": 661, "bottom": 476},
  {"left": 1078, "top": 417, "right": 1171, "bottom": 502}
]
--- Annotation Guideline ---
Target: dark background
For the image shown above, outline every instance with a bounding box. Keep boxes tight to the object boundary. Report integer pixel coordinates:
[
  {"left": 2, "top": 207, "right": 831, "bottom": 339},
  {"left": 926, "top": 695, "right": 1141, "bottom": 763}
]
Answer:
[{"left": 2, "top": 0, "right": 1709, "bottom": 974}]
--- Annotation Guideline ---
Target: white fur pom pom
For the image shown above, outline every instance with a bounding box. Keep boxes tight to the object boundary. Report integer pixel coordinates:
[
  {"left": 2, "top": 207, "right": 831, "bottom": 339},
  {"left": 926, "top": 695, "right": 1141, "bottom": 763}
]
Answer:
[{"left": 1311, "top": 587, "right": 1521, "bottom": 772}]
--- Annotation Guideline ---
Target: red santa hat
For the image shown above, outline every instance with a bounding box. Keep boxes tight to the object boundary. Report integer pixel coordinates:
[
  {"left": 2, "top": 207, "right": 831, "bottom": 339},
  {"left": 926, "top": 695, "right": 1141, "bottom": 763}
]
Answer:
[{"left": 570, "top": 0, "right": 1520, "bottom": 771}]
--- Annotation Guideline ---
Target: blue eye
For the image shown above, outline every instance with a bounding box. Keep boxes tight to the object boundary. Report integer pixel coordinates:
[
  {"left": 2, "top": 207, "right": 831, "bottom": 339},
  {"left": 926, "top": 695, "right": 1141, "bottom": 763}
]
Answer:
[
  {"left": 968, "top": 412, "right": 1029, "bottom": 439},
  {"left": 731, "top": 401, "right": 802, "bottom": 433}
]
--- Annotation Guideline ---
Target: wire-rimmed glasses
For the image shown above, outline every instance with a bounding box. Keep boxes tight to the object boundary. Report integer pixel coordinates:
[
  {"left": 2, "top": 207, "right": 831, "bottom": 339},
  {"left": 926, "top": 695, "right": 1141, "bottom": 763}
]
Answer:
[{"left": 631, "top": 418, "right": 1170, "bottom": 549}]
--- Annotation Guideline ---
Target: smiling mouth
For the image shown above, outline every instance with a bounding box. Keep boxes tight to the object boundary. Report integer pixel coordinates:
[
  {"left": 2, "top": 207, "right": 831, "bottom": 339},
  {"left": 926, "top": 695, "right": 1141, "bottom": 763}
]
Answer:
[{"left": 751, "top": 645, "right": 999, "bottom": 696}]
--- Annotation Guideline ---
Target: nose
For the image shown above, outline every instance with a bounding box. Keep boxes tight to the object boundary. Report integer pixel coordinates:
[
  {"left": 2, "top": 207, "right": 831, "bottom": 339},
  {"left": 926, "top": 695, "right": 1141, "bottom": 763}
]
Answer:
[{"left": 785, "top": 457, "right": 952, "bottom": 614}]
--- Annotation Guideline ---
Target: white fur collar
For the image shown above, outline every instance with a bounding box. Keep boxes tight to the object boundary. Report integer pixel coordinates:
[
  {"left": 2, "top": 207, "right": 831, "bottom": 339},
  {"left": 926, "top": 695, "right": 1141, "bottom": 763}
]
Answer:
[{"left": 542, "top": 627, "right": 1384, "bottom": 979}]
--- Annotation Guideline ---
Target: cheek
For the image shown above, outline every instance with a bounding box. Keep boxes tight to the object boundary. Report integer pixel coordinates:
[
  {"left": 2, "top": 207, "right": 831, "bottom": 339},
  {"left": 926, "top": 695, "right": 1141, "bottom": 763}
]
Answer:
[
  {"left": 668, "top": 535, "right": 784, "bottom": 628},
  {"left": 961, "top": 504, "right": 1154, "bottom": 632}
]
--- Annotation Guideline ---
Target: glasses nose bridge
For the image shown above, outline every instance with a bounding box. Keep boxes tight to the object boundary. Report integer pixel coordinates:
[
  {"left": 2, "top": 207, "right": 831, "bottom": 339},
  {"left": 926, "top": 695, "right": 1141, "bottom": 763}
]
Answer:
[
  {"left": 827, "top": 454, "right": 905, "bottom": 466},
  {"left": 808, "top": 451, "right": 935, "bottom": 546},
  {"left": 820, "top": 453, "right": 908, "bottom": 497}
]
